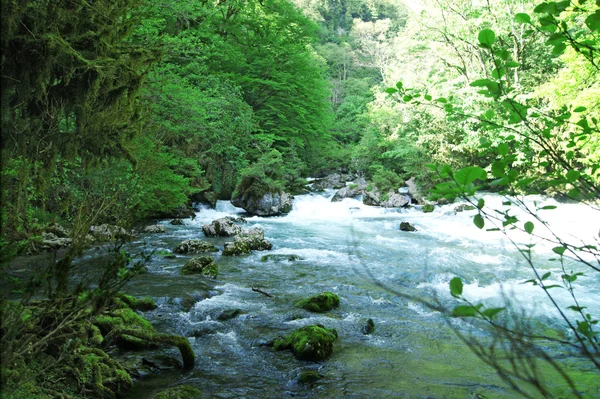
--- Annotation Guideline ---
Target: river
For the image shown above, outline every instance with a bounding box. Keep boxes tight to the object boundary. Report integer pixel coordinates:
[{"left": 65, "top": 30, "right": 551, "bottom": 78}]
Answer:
[{"left": 122, "top": 190, "right": 600, "bottom": 398}]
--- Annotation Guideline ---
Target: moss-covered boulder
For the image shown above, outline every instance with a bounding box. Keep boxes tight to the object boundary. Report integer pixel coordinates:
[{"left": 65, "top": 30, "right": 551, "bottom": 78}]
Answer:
[
  {"left": 298, "top": 370, "right": 323, "bottom": 384},
  {"left": 116, "top": 293, "right": 157, "bottom": 311},
  {"left": 231, "top": 175, "right": 293, "bottom": 216},
  {"left": 222, "top": 228, "right": 272, "bottom": 256},
  {"left": 153, "top": 385, "right": 202, "bottom": 399},
  {"left": 173, "top": 239, "right": 218, "bottom": 254},
  {"left": 181, "top": 257, "right": 218, "bottom": 278},
  {"left": 144, "top": 225, "right": 167, "bottom": 234},
  {"left": 273, "top": 324, "right": 338, "bottom": 361},
  {"left": 297, "top": 292, "right": 340, "bottom": 313},
  {"left": 170, "top": 218, "right": 185, "bottom": 225},
  {"left": 422, "top": 204, "right": 435, "bottom": 213},
  {"left": 222, "top": 240, "right": 252, "bottom": 256},
  {"left": 399, "top": 222, "right": 417, "bottom": 232}
]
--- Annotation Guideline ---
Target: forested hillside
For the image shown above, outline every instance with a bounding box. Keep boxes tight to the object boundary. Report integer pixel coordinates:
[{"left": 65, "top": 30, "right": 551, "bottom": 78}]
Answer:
[{"left": 1, "top": 0, "right": 598, "bottom": 398}]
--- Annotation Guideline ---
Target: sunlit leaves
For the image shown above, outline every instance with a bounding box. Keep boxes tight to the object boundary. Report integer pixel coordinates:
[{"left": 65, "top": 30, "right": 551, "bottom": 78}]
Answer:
[
  {"left": 478, "top": 29, "right": 496, "bottom": 47},
  {"left": 524, "top": 221, "right": 534, "bottom": 234},
  {"left": 515, "top": 13, "right": 531, "bottom": 23},
  {"left": 473, "top": 214, "right": 485, "bottom": 229},
  {"left": 450, "top": 277, "right": 463, "bottom": 297}
]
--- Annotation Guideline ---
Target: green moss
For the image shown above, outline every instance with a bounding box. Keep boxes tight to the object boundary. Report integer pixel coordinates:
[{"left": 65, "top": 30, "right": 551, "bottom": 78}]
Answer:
[
  {"left": 117, "top": 293, "right": 157, "bottom": 311},
  {"left": 274, "top": 324, "right": 338, "bottom": 361},
  {"left": 422, "top": 204, "right": 435, "bottom": 213},
  {"left": 153, "top": 384, "right": 202, "bottom": 399},
  {"left": 298, "top": 370, "right": 322, "bottom": 384},
  {"left": 260, "top": 254, "right": 302, "bottom": 262},
  {"left": 222, "top": 241, "right": 252, "bottom": 256},
  {"left": 181, "top": 257, "right": 219, "bottom": 277},
  {"left": 297, "top": 292, "right": 340, "bottom": 313}
]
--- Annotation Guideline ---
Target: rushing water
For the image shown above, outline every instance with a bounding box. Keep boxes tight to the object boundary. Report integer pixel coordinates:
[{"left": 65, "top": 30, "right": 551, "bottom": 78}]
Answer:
[{"left": 123, "top": 191, "right": 600, "bottom": 398}]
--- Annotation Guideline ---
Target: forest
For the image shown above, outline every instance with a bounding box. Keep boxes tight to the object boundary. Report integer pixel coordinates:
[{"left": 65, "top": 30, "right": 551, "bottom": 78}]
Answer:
[{"left": 1, "top": 0, "right": 599, "bottom": 398}]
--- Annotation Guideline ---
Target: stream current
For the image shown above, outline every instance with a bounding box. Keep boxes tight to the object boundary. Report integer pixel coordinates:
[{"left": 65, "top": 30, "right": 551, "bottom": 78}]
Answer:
[{"left": 123, "top": 190, "right": 600, "bottom": 398}]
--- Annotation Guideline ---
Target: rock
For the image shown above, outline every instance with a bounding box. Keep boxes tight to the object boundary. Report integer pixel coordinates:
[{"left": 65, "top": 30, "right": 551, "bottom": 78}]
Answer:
[
  {"left": 260, "top": 254, "right": 303, "bottom": 262},
  {"left": 202, "top": 191, "right": 218, "bottom": 208},
  {"left": 181, "top": 257, "right": 218, "bottom": 278},
  {"left": 422, "top": 204, "right": 435, "bottom": 213},
  {"left": 298, "top": 370, "right": 323, "bottom": 384},
  {"left": 170, "top": 218, "right": 184, "bottom": 225},
  {"left": 39, "top": 232, "right": 72, "bottom": 250},
  {"left": 152, "top": 385, "right": 203, "bottom": 399},
  {"left": 232, "top": 191, "right": 293, "bottom": 216},
  {"left": 173, "top": 239, "right": 218, "bottom": 254},
  {"left": 222, "top": 228, "right": 272, "bottom": 256},
  {"left": 331, "top": 186, "right": 362, "bottom": 202},
  {"left": 455, "top": 204, "right": 476, "bottom": 212},
  {"left": 405, "top": 177, "right": 424, "bottom": 203},
  {"left": 202, "top": 216, "right": 244, "bottom": 237},
  {"left": 273, "top": 324, "right": 338, "bottom": 361},
  {"left": 311, "top": 173, "right": 347, "bottom": 191},
  {"left": 297, "top": 292, "right": 340, "bottom": 313},
  {"left": 144, "top": 225, "right": 167, "bottom": 234},
  {"left": 399, "top": 222, "right": 417, "bottom": 232},
  {"left": 217, "top": 309, "right": 243, "bottom": 321},
  {"left": 89, "top": 224, "right": 133, "bottom": 241},
  {"left": 116, "top": 293, "right": 157, "bottom": 311},
  {"left": 362, "top": 187, "right": 410, "bottom": 208},
  {"left": 231, "top": 175, "right": 293, "bottom": 216},
  {"left": 46, "top": 223, "right": 70, "bottom": 238},
  {"left": 180, "top": 292, "right": 208, "bottom": 312},
  {"left": 155, "top": 205, "right": 195, "bottom": 219},
  {"left": 362, "top": 318, "right": 375, "bottom": 335}
]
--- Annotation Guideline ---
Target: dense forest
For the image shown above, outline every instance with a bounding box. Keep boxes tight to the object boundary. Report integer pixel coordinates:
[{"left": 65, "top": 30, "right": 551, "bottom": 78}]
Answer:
[{"left": 1, "top": 0, "right": 599, "bottom": 398}]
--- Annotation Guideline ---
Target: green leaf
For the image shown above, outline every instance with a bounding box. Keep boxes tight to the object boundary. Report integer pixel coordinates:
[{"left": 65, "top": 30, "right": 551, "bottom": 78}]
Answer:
[
  {"left": 515, "top": 13, "right": 531, "bottom": 23},
  {"left": 450, "top": 277, "right": 463, "bottom": 298},
  {"left": 552, "top": 246, "right": 566, "bottom": 255},
  {"left": 498, "top": 143, "right": 509, "bottom": 156},
  {"left": 385, "top": 88, "right": 398, "bottom": 94},
  {"left": 452, "top": 305, "right": 479, "bottom": 317},
  {"left": 474, "top": 214, "right": 485, "bottom": 229},
  {"left": 585, "top": 10, "right": 600, "bottom": 32},
  {"left": 524, "top": 221, "right": 534, "bottom": 234},
  {"left": 478, "top": 29, "right": 496, "bottom": 47},
  {"left": 573, "top": 106, "right": 586, "bottom": 112},
  {"left": 424, "top": 94, "right": 432, "bottom": 101},
  {"left": 396, "top": 81, "right": 403, "bottom": 90},
  {"left": 477, "top": 199, "right": 485, "bottom": 209},
  {"left": 403, "top": 95, "right": 413, "bottom": 102},
  {"left": 552, "top": 42, "right": 567, "bottom": 55},
  {"left": 505, "top": 61, "right": 520, "bottom": 67},
  {"left": 540, "top": 205, "right": 557, "bottom": 210},
  {"left": 484, "top": 110, "right": 495, "bottom": 119},
  {"left": 482, "top": 307, "right": 505, "bottom": 319},
  {"left": 454, "top": 166, "right": 487, "bottom": 185},
  {"left": 491, "top": 161, "right": 505, "bottom": 178},
  {"left": 542, "top": 284, "right": 562, "bottom": 289},
  {"left": 566, "top": 169, "right": 580, "bottom": 182},
  {"left": 541, "top": 271, "right": 551, "bottom": 280}
]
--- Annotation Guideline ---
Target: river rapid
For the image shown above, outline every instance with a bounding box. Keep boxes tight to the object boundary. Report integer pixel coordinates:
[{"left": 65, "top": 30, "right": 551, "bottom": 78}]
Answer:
[{"left": 122, "top": 190, "right": 600, "bottom": 399}]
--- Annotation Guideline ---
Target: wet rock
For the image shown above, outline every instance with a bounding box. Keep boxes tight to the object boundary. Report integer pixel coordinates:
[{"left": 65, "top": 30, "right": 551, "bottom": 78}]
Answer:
[
  {"left": 173, "top": 239, "right": 218, "bottom": 254},
  {"left": 298, "top": 370, "right": 323, "bottom": 384},
  {"left": 181, "top": 257, "right": 218, "bottom": 278},
  {"left": 152, "top": 385, "right": 202, "bottom": 399},
  {"left": 405, "top": 177, "right": 424, "bottom": 203},
  {"left": 260, "top": 254, "right": 303, "bottom": 262},
  {"left": 399, "top": 222, "right": 417, "bottom": 232},
  {"left": 46, "top": 223, "right": 70, "bottom": 238},
  {"left": 180, "top": 292, "right": 207, "bottom": 312},
  {"left": 422, "top": 204, "right": 435, "bottom": 213},
  {"left": 362, "top": 318, "right": 375, "bottom": 335},
  {"left": 39, "top": 232, "right": 72, "bottom": 250},
  {"left": 363, "top": 188, "right": 410, "bottom": 208},
  {"left": 222, "top": 228, "right": 272, "bottom": 256},
  {"left": 217, "top": 309, "right": 243, "bottom": 321},
  {"left": 455, "top": 204, "right": 476, "bottom": 212},
  {"left": 170, "top": 218, "right": 184, "bottom": 225},
  {"left": 144, "top": 225, "right": 167, "bottom": 234},
  {"left": 116, "top": 293, "right": 157, "bottom": 311},
  {"left": 233, "top": 191, "right": 293, "bottom": 216},
  {"left": 273, "top": 324, "right": 338, "bottom": 361},
  {"left": 155, "top": 205, "right": 195, "bottom": 219},
  {"left": 297, "top": 292, "right": 340, "bottom": 313},
  {"left": 89, "top": 224, "right": 133, "bottom": 241},
  {"left": 311, "top": 173, "right": 348, "bottom": 191},
  {"left": 202, "top": 216, "right": 244, "bottom": 237}
]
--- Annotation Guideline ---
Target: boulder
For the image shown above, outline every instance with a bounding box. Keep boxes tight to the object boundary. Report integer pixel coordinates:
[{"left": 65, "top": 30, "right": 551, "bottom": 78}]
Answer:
[
  {"left": 173, "top": 239, "right": 218, "bottom": 254},
  {"left": 297, "top": 292, "right": 340, "bottom": 313},
  {"left": 39, "top": 232, "right": 72, "bottom": 250},
  {"left": 170, "top": 218, "right": 184, "bottom": 225},
  {"left": 46, "top": 223, "right": 70, "bottom": 238},
  {"left": 181, "top": 256, "right": 218, "bottom": 278},
  {"left": 202, "top": 217, "right": 244, "bottom": 237},
  {"left": 422, "top": 204, "right": 435, "bottom": 213},
  {"left": 232, "top": 191, "right": 293, "bottom": 216},
  {"left": 362, "top": 189, "right": 410, "bottom": 208},
  {"left": 217, "top": 309, "right": 243, "bottom": 321},
  {"left": 405, "top": 177, "right": 424, "bottom": 203},
  {"left": 298, "top": 370, "right": 323, "bottom": 384},
  {"left": 273, "top": 324, "right": 338, "bottom": 361},
  {"left": 143, "top": 225, "right": 167, "bottom": 234},
  {"left": 311, "top": 173, "right": 347, "bottom": 191},
  {"left": 362, "top": 318, "right": 375, "bottom": 335},
  {"left": 222, "top": 228, "right": 272, "bottom": 256},
  {"left": 155, "top": 205, "right": 195, "bottom": 219},
  {"left": 260, "top": 254, "right": 302, "bottom": 262},
  {"left": 399, "top": 222, "right": 417, "bottom": 232},
  {"left": 89, "top": 224, "right": 133, "bottom": 242}
]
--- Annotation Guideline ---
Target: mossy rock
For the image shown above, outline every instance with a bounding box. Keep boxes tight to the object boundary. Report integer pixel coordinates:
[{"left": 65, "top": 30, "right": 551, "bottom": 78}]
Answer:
[
  {"left": 173, "top": 240, "right": 218, "bottom": 254},
  {"left": 362, "top": 318, "right": 375, "bottom": 335},
  {"left": 455, "top": 204, "right": 476, "bottom": 212},
  {"left": 298, "top": 370, "right": 323, "bottom": 384},
  {"left": 260, "top": 254, "right": 302, "bottom": 262},
  {"left": 273, "top": 324, "right": 338, "bottom": 361},
  {"left": 222, "top": 241, "right": 252, "bottom": 256},
  {"left": 399, "top": 222, "right": 417, "bottom": 232},
  {"left": 116, "top": 293, "right": 157, "bottom": 311},
  {"left": 170, "top": 218, "right": 185, "bottom": 225},
  {"left": 297, "top": 292, "right": 340, "bottom": 313},
  {"left": 153, "top": 384, "right": 202, "bottom": 399},
  {"left": 217, "top": 309, "right": 243, "bottom": 321},
  {"left": 422, "top": 204, "right": 435, "bottom": 213},
  {"left": 181, "top": 257, "right": 218, "bottom": 278}
]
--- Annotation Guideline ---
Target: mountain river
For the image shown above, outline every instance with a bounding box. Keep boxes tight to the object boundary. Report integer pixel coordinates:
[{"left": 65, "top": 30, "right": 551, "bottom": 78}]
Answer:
[{"left": 119, "top": 190, "right": 599, "bottom": 398}]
